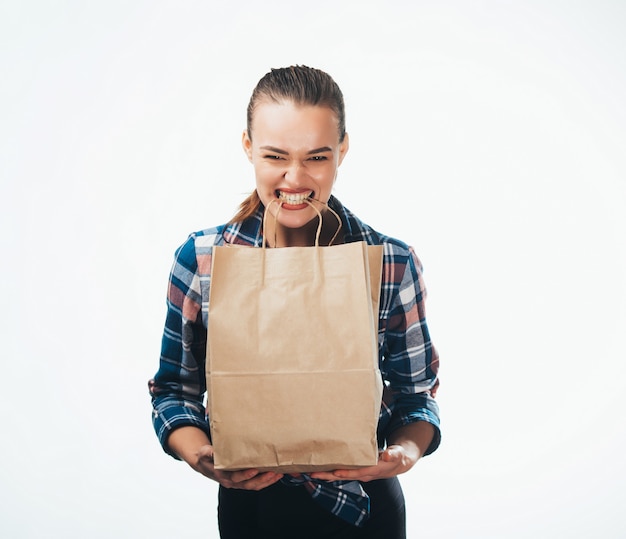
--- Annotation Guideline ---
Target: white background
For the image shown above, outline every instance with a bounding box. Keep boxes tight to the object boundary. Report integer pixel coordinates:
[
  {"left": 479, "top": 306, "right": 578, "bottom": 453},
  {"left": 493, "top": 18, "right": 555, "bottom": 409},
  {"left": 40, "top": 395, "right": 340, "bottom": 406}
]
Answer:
[{"left": 2, "top": 1, "right": 625, "bottom": 537}]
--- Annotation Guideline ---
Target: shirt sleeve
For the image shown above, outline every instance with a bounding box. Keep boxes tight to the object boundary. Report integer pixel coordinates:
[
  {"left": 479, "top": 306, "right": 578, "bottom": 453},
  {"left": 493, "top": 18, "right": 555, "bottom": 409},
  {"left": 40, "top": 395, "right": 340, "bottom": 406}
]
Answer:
[
  {"left": 382, "top": 245, "right": 441, "bottom": 455},
  {"left": 148, "top": 234, "right": 211, "bottom": 458}
]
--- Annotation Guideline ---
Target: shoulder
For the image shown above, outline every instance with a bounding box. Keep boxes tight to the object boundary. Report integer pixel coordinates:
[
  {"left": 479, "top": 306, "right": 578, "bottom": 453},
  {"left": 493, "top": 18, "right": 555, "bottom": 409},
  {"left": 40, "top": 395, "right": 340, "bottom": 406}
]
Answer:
[
  {"left": 365, "top": 226, "right": 416, "bottom": 270},
  {"left": 333, "top": 199, "right": 424, "bottom": 284},
  {"left": 333, "top": 197, "right": 416, "bottom": 258},
  {"left": 175, "top": 226, "right": 225, "bottom": 254},
  {"left": 170, "top": 225, "right": 226, "bottom": 277}
]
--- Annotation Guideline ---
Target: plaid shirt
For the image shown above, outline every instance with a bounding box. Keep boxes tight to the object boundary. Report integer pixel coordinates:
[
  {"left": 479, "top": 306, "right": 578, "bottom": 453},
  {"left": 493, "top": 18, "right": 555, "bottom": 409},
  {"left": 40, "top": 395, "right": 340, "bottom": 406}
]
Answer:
[{"left": 149, "top": 196, "right": 440, "bottom": 526}]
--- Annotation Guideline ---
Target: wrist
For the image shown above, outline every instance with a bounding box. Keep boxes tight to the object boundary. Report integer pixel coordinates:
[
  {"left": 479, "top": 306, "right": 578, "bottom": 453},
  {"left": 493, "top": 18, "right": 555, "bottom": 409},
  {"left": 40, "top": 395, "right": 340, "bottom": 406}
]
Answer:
[
  {"left": 167, "top": 426, "right": 212, "bottom": 463},
  {"left": 387, "top": 421, "right": 435, "bottom": 461}
]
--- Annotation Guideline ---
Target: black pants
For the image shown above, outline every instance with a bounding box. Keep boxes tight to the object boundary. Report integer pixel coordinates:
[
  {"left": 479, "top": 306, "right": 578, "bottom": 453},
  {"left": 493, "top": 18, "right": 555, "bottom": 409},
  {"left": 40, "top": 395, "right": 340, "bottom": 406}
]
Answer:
[{"left": 218, "top": 477, "right": 406, "bottom": 539}]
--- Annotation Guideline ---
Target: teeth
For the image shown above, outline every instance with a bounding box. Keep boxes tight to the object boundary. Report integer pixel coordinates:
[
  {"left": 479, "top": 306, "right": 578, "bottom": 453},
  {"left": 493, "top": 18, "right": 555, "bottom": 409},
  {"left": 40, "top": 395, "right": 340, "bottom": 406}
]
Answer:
[{"left": 277, "top": 191, "right": 312, "bottom": 205}]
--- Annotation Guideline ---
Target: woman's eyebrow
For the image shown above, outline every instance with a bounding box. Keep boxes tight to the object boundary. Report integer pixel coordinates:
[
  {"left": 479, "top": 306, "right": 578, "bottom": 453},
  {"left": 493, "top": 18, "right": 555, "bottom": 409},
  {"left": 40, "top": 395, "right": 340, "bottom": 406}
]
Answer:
[
  {"left": 259, "top": 146, "right": 332, "bottom": 155},
  {"left": 307, "top": 146, "right": 332, "bottom": 155},
  {"left": 260, "top": 146, "right": 288, "bottom": 155}
]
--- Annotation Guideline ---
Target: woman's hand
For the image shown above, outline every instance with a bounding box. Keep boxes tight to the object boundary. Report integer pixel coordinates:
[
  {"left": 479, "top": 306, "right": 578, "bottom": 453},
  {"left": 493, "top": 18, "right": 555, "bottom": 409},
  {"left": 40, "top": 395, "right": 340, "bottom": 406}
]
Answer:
[
  {"left": 191, "top": 443, "right": 283, "bottom": 490},
  {"left": 167, "top": 426, "right": 283, "bottom": 491},
  {"left": 309, "top": 445, "right": 416, "bottom": 483},
  {"left": 309, "top": 421, "right": 435, "bottom": 483}
]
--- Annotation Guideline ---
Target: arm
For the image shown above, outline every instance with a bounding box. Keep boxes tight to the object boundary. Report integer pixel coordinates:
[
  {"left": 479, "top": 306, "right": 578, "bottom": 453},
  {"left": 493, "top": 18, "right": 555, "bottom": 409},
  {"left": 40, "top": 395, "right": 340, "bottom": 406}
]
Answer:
[
  {"left": 149, "top": 234, "right": 282, "bottom": 490},
  {"left": 149, "top": 234, "right": 211, "bottom": 456},
  {"left": 312, "top": 244, "right": 440, "bottom": 482},
  {"left": 382, "top": 245, "right": 441, "bottom": 454}
]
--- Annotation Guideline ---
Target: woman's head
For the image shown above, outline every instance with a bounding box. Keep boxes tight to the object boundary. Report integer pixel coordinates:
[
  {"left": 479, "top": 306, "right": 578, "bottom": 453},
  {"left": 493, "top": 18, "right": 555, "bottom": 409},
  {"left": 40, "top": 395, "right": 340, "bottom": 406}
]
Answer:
[
  {"left": 246, "top": 65, "right": 346, "bottom": 143},
  {"left": 232, "top": 66, "right": 349, "bottom": 239}
]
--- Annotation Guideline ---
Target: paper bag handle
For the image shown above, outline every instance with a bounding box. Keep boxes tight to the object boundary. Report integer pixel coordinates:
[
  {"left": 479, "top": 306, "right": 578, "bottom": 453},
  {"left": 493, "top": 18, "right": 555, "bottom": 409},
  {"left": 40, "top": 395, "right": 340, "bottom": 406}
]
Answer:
[{"left": 262, "top": 199, "right": 342, "bottom": 249}]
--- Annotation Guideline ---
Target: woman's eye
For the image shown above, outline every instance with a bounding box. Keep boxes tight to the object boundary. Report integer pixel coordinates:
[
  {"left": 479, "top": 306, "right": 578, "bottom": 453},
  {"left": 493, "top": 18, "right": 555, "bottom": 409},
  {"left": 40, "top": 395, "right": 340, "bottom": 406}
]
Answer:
[
  {"left": 263, "top": 154, "right": 282, "bottom": 160},
  {"left": 309, "top": 155, "right": 328, "bottom": 161}
]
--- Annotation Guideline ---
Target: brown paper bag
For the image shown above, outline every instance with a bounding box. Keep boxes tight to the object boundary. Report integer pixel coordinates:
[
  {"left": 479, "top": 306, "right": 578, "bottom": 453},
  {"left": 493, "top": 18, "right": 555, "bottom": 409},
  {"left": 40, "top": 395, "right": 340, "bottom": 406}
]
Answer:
[{"left": 206, "top": 238, "right": 383, "bottom": 473}]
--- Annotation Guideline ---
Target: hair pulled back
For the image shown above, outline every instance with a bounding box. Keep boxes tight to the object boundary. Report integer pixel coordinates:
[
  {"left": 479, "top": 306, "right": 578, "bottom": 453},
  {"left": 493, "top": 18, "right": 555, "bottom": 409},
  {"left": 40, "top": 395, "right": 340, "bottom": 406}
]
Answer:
[{"left": 231, "top": 65, "right": 346, "bottom": 223}]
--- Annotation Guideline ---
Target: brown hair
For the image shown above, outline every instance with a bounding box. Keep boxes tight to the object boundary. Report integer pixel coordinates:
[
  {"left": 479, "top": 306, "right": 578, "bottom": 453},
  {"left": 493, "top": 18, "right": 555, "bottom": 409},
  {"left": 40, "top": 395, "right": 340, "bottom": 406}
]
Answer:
[{"left": 230, "top": 65, "right": 346, "bottom": 223}]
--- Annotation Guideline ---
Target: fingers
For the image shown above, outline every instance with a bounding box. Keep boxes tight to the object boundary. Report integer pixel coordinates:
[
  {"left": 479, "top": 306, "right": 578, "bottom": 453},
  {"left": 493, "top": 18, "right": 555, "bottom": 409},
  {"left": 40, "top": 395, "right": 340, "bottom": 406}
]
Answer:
[
  {"left": 229, "top": 468, "right": 260, "bottom": 483},
  {"left": 310, "top": 465, "right": 380, "bottom": 482},
  {"left": 308, "top": 470, "right": 344, "bottom": 481},
  {"left": 220, "top": 470, "right": 283, "bottom": 490},
  {"left": 310, "top": 448, "right": 406, "bottom": 483},
  {"left": 220, "top": 470, "right": 284, "bottom": 491}
]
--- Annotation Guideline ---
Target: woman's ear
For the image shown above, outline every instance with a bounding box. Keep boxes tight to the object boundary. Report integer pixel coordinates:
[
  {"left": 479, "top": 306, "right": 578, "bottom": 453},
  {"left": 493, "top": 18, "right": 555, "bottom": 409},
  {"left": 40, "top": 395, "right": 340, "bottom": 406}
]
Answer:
[
  {"left": 242, "top": 130, "right": 253, "bottom": 162},
  {"left": 337, "top": 132, "right": 349, "bottom": 166}
]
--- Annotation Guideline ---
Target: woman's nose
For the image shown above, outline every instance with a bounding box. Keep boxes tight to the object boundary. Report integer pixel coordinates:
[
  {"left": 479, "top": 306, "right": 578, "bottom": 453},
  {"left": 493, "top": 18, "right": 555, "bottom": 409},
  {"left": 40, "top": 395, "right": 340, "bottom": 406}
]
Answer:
[{"left": 283, "top": 161, "right": 307, "bottom": 184}]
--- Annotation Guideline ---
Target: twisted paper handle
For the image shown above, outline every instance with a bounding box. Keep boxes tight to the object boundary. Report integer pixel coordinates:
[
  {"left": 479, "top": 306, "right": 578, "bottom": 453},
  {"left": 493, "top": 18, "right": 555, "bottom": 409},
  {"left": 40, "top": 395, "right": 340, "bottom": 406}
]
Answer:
[{"left": 261, "top": 198, "right": 342, "bottom": 249}]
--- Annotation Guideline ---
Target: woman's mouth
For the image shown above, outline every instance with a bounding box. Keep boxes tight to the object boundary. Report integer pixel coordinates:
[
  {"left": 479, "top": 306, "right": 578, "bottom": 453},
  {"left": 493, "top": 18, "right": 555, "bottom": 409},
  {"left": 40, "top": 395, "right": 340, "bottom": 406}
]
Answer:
[{"left": 276, "top": 190, "right": 313, "bottom": 205}]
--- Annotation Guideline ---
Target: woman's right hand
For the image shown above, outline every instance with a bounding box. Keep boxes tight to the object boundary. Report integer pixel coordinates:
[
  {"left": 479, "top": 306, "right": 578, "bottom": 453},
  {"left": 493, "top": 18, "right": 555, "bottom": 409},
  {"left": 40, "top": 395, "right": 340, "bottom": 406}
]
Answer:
[
  {"left": 192, "top": 443, "right": 283, "bottom": 490},
  {"left": 168, "top": 426, "right": 283, "bottom": 491}
]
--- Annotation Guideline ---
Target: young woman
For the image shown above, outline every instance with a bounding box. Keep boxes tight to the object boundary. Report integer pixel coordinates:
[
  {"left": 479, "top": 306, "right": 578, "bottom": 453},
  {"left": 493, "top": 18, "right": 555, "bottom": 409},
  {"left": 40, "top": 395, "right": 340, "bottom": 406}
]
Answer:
[{"left": 149, "top": 65, "right": 441, "bottom": 539}]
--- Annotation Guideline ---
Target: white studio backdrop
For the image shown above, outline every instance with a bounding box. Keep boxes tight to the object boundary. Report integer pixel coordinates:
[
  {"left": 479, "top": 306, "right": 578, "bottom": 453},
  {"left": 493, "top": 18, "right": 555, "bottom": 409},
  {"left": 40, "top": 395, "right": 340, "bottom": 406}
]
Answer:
[{"left": 1, "top": 1, "right": 625, "bottom": 537}]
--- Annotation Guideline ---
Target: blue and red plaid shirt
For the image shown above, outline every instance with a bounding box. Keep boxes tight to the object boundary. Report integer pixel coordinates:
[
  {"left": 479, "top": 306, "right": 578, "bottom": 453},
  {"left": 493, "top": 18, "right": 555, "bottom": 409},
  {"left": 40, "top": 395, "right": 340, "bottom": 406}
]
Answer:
[{"left": 149, "top": 196, "right": 440, "bottom": 527}]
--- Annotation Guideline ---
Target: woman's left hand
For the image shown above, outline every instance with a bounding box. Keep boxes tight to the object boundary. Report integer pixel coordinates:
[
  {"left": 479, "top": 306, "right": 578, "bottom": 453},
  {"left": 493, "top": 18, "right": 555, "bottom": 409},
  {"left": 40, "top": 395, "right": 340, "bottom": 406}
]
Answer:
[
  {"left": 309, "top": 421, "right": 435, "bottom": 483},
  {"left": 309, "top": 445, "right": 416, "bottom": 483}
]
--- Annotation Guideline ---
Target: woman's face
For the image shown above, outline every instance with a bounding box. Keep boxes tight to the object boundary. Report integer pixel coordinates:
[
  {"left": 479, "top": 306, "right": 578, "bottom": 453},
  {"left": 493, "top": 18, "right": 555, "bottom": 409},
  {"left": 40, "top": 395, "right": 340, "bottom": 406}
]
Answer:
[{"left": 242, "top": 100, "right": 349, "bottom": 238}]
